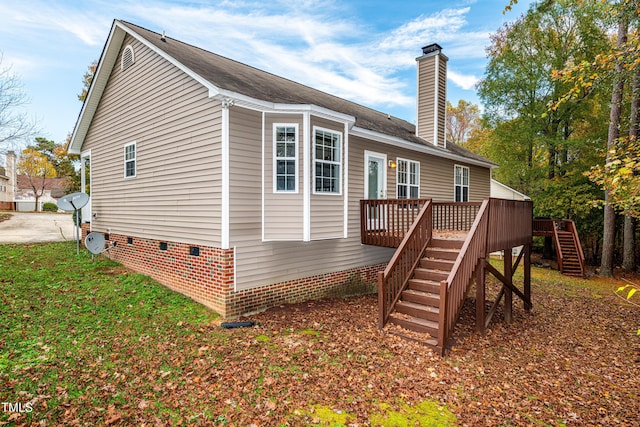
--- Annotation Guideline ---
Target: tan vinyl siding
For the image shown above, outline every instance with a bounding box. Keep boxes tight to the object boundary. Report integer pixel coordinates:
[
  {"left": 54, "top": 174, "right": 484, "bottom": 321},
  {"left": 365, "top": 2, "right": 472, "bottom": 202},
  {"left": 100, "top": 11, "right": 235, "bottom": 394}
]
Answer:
[
  {"left": 416, "top": 58, "right": 436, "bottom": 144},
  {"left": 231, "top": 118, "right": 394, "bottom": 291},
  {"left": 467, "top": 164, "right": 491, "bottom": 201},
  {"left": 229, "top": 106, "right": 263, "bottom": 240},
  {"left": 262, "top": 113, "right": 304, "bottom": 240},
  {"left": 82, "top": 35, "right": 222, "bottom": 246},
  {"left": 416, "top": 54, "right": 447, "bottom": 148},
  {"left": 437, "top": 60, "right": 447, "bottom": 148},
  {"left": 310, "top": 116, "right": 345, "bottom": 239},
  {"left": 360, "top": 138, "right": 489, "bottom": 201},
  {"left": 232, "top": 129, "right": 491, "bottom": 291}
]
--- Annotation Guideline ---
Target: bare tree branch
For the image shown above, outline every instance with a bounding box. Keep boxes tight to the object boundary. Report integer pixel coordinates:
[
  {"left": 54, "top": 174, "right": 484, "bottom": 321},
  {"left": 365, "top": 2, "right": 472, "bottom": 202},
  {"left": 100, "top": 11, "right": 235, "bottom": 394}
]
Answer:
[{"left": 0, "top": 53, "right": 37, "bottom": 153}]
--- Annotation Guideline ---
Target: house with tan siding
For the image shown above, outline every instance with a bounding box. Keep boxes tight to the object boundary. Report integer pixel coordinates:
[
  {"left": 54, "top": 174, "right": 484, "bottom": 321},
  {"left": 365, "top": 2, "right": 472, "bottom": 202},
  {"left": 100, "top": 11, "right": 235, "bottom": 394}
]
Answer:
[{"left": 69, "top": 20, "right": 516, "bottom": 328}]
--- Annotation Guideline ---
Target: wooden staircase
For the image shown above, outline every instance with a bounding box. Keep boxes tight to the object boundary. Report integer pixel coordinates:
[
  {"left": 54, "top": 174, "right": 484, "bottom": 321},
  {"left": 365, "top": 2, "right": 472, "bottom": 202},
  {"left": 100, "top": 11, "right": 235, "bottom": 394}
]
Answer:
[
  {"left": 553, "top": 222, "right": 585, "bottom": 277},
  {"left": 366, "top": 198, "right": 534, "bottom": 355},
  {"left": 387, "top": 237, "right": 464, "bottom": 349}
]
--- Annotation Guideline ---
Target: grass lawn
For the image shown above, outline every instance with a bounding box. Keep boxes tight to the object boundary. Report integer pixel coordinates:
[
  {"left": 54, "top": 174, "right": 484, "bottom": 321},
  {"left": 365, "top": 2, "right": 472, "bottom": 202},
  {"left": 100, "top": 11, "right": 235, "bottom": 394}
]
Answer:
[{"left": 1, "top": 241, "right": 639, "bottom": 426}]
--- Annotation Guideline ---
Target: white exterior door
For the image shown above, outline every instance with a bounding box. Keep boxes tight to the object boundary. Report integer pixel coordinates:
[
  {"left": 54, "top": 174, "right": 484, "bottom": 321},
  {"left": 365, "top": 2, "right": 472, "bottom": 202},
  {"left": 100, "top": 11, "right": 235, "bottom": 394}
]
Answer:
[
  {"left": 364, "top": 151, "right": 387, "bottom": 230},
  {"left": 80, "top": 152, "right": 91, "bottom": 225}
]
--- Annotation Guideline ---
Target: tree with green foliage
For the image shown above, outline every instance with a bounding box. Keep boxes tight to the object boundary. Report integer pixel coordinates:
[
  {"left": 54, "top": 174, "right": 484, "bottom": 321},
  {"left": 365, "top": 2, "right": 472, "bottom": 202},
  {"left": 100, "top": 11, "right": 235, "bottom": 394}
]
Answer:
[
  {"left": 551, "top": 0, "right": 640, "bottom": 275},
  {"left": 480, "top": 0, "right": 609, "bottom": 185},
  {"left": 477, "top": 0, "right": 611, "bottom": 263}
]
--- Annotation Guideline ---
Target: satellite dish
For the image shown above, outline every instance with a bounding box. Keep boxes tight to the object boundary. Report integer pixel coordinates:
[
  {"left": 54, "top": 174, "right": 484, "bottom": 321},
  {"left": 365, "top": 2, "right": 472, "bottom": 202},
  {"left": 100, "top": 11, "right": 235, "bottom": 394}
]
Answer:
[
  {"left": 57, "top": 192, "right": 90, "bottom": 255},
  {"left": 85, "top": 232, "right": 105, "bottom": 255},
  {"left": 57, "top": 192, "right": 89, "bottom": 212}
]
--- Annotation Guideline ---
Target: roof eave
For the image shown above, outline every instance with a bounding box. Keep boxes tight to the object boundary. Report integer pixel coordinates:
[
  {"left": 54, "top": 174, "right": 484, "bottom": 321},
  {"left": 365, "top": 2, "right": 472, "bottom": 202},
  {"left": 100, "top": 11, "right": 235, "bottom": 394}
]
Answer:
[{"left": 350, "top": 126, "right": 496, "bottom": 169}]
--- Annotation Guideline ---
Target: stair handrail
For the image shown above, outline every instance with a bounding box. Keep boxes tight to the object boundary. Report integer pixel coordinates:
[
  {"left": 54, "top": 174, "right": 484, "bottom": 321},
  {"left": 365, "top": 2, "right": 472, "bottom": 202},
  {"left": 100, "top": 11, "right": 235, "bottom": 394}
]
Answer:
[
  {"left": 438, "top": 199, "right": 490, "bottom": 350},
  {"left": 566, "top": 220, "right": 585, "bottom": 275},
  {"left": 552, "top": 220, "right": 565, "bottom": 274},
  {"left": 378, "top": 199, "right": 433, "bottom": 328}
]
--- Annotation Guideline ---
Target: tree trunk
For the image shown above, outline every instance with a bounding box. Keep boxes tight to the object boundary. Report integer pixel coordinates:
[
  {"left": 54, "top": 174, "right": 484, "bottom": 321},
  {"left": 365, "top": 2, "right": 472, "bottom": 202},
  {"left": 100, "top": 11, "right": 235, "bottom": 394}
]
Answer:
[
  {"left": 623, "top": 216, "right": 635, "bottom": 271},
  {"left": 601, "top": 18, "right": 628, "bottom": 277},
  {"left": 623, "top": 67, "right": 640, "bottom": 271}
]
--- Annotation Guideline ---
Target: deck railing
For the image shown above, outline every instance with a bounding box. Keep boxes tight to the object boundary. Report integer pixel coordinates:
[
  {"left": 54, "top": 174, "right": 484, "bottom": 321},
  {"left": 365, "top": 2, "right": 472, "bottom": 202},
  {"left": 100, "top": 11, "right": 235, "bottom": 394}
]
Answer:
[
  {"left": 438, "top": 199, "right": 490, "bottom": 349},
  {"left": 533, "top": 218, "right": 554, "bottom": 236},
  {"left": 486, "top": 199, "right": 533, "bottom": 253},
  {"left": 360, "top": 199, "right": 481, "bottom": 246},
  {"left": 439, "top": 199, "right": 533, "bottom": 349},
  {"left": 432, "top": 202, "right": 481, "bottom": 231},
  {"left": 362, "top": 198, "right": 533, "bottom": 349},
  {"left": 564, "top": 220, "right": 585, "bottom": 269},
  {"left": 377, "top": 200, "right": 433, "bottom": 327},
  {"left": 360, "top": 199, "right": 431, "bottom": 247},
  {"left": 553, "top": 219, "right": 585, "bottom": 276}
]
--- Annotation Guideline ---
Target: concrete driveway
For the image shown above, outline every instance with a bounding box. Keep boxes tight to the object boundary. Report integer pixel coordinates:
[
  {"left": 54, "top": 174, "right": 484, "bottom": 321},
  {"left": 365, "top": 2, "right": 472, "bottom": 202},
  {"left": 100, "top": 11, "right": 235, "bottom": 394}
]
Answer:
[{"left": 0, "top": 212, "right": 78, "bottom": 243}]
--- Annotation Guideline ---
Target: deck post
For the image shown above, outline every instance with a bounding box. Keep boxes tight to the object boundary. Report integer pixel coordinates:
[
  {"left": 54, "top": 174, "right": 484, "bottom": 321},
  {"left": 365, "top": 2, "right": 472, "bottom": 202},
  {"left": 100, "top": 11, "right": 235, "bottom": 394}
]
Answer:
[
  {"left": 504, "top": 249, "right": 513, "bottom": 322},
  {"left": 377, "top": 271, "right": 385, "bottom": 328},
  {"left": 475, "top": 257, "right": 486, "bottom": 334},
  {"left": 524, "top": 243, "right": 532, "bottom": 311}
]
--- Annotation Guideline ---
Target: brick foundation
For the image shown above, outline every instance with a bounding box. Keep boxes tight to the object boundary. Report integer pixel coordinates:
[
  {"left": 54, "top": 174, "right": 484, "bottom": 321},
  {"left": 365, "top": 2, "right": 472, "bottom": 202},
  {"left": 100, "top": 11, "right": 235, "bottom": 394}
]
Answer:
[{"left": 80, "top": 223, "right": 384, "bottom": 318}]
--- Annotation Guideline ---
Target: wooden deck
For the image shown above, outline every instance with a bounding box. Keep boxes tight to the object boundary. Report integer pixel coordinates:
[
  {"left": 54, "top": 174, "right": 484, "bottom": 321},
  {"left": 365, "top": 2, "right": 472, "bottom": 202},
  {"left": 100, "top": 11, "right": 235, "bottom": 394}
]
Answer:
[
  {"left": 533, "top": 219, "right": 585, "bottom": 277},
  {"left": 361, "top": 198, "right": 533, "bottom": 354}
]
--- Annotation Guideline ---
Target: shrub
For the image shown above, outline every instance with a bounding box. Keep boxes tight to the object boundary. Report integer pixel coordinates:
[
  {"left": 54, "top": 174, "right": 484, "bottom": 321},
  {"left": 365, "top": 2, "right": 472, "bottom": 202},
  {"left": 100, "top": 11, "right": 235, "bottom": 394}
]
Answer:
[{"left": 43, "top": 202, "right": 58, "bottom": 212}]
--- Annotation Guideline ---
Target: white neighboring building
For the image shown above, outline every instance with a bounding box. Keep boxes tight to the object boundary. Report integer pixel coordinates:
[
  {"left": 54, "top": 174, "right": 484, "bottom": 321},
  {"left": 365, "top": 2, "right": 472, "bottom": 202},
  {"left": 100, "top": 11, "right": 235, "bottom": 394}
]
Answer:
[
  {"left": 0, "top": 152, "right": 17, "bottom": 209},
  {"left": 491, "top": 179, "right": 530, "bottom": 201}
]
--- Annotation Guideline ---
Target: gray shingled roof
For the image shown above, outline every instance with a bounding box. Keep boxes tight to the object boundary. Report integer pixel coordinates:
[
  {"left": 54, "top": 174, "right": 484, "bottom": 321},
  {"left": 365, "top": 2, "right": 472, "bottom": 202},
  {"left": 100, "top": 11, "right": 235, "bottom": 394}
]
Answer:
[{"left": 119, "top": 21, "right": 493, "bottom": 166}]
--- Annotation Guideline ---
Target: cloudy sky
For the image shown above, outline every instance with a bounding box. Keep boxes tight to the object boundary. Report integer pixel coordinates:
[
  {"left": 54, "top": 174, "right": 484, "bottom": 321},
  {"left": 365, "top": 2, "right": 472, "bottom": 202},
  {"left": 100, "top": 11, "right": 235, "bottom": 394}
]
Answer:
[{"left": 0, "top": 0, "right": 533, "bottom": 147}]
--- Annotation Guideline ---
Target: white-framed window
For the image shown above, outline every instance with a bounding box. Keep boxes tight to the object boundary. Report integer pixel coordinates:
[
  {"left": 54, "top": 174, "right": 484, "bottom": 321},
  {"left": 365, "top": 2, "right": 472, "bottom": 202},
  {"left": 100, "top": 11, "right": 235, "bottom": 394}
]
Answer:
[
  {"left": 124, "top": 142, "right": 136, "bottom": 178},
  {"left": 121, "top": 45, "right": 135, "bottom": 71},
  {"left": 273, "top": 124, "right": 298, "bottom": 193},
  {"left": 397, "top": 158, "right": 420, "bottom": 199},
  {"left": 313, "top": 127, "right": 341, "bottom": 194},
  {"left": 454, "top": 164, "right": 469, "bottom": 202}
]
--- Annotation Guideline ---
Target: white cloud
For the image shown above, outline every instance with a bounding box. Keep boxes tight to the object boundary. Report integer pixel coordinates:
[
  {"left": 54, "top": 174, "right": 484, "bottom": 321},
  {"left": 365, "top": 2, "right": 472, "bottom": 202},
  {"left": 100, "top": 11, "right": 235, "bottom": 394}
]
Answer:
[
  {"left": 0, "top": 0, "right": 498, "bottom": 135},
  {"left": 448, "top": 69, "right": 479, "bottom": 90},
  {"left": 379, "top": 8, "right": 471, "bottom": 51}
]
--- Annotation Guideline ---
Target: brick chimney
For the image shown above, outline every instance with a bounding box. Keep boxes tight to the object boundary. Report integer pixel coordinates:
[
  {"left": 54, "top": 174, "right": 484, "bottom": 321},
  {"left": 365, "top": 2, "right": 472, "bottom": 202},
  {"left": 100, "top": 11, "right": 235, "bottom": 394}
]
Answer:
[{"left": 416, "top": 44, "right": 447, "bottom": 148}]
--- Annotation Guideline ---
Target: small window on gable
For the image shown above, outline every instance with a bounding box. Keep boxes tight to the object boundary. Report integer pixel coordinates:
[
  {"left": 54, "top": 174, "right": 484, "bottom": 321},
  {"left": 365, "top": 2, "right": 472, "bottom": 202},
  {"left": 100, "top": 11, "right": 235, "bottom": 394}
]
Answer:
[
  {"left": 273, "top": 124, "right": 298, "bottom": 193},
  {"left": 454, "top": 165, "right": 469, "bottom": 202},
  {"left": 124, "top": 142, "right": 136, "bottom": 178},
  {"left": 121, "top": 45, "right": 135, "bottom": 71}
]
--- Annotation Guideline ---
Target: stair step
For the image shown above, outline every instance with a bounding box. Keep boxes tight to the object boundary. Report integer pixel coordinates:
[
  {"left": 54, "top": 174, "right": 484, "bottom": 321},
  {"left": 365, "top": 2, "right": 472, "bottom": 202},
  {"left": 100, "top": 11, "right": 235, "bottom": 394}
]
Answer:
[
  {"left": 424, "top": 247, "right": 459, "bottom": 261},
  {"left": 389, "top": 314, "right": 439, "bottom": 336},
  {"left": 401, "top": 289, "right": 440, "bottom": 306},
  {"left": 408, "top": 278, "right": 440, "bottom": 294},
  {"left": 395, "top": 300, "right": 439, "bottom": 322},
  {"left": 386, "top": 329, "right": 439, "bottom": 350},
  {"left": 414, "top": 268, "right": 448, "bottom": 281},
  {"left": 430, "top": 238, "right": 464, "bottom": 250},
  {"left": 420, "top": 258, "right": 454, "bottom": 271}
]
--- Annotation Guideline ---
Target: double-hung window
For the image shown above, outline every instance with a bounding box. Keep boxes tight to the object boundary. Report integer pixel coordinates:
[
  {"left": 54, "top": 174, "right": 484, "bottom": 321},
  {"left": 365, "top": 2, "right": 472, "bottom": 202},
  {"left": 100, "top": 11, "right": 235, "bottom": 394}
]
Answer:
[
  {"left": 274, "top": 124, "right": 298, "bottom": 192},
  {"left": 124, "top": 142, "right": 136, "bottom": 178},
  {"left": 454, "top": 165, "right": 469, "bottom": 202},
  {"left": 314, "top": 128, "right": 341, "bottom": 194},
  {"left": 397, "top": 159, "right": 420, "bottom": 199}
]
